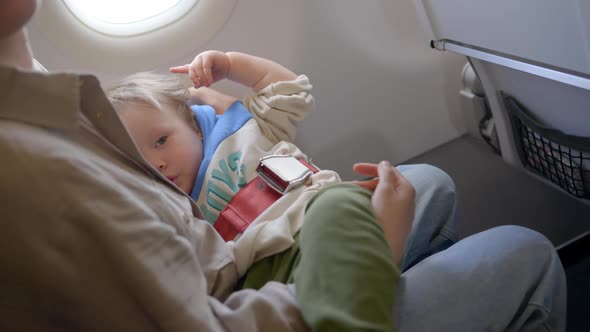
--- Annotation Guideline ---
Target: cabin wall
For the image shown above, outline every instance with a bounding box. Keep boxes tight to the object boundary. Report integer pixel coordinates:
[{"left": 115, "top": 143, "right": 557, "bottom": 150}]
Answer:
[{"left": 29, "top": 0, "right": 466, "bottom": 179}]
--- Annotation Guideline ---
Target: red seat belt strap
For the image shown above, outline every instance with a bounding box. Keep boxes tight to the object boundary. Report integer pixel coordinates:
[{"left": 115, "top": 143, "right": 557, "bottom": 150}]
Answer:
[{"left": 213, "top": 158, "right": 318, "bottom": 241}]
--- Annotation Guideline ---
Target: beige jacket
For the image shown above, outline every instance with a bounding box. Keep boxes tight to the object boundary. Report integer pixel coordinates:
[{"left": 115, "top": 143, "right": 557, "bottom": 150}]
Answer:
[
  {"left": 195, "top": 76, "right": 341, "bottom": 276},
  {"left": 0, "top": 67, "right": 308, "bottom": 331}
]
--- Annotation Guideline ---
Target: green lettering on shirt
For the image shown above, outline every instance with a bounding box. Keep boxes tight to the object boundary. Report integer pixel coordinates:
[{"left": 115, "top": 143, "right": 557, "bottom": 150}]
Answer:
[
  {"left": 206, "top": 180, "right": 233, "bottom": 210},
  {"left": 228, "top": 151, "right": 247, "bottom": 188},
  {"left": 200, "top": 203, "right": 219, "bottom": 225},
  {"left": 212, "top": 159, "right": 238, "bottom": 192},
  {"left": 202, "top": 151, "right": 248, "bottom": 223}
]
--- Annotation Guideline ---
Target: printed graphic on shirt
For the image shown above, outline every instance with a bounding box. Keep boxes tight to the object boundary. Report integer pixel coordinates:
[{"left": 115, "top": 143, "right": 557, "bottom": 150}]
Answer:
[{"left": 200, "top": 151, "right": 248, "bottom": 224}]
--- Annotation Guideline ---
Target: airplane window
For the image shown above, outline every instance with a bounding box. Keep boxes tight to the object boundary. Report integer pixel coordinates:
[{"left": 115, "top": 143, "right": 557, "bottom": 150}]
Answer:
[
  {"left": 62, "top": 0, "right": 199, "bottom": 36},
  {"left": 32, "top": 0, "right": 236, "bottom": 72}
]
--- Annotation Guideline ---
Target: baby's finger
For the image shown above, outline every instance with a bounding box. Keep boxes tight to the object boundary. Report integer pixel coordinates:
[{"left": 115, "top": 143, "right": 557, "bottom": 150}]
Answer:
[
  {"left": 195, "top": 56, "right": 208, "bottom": 87},
  {"left": 201, "top": 56, "right": 213, "bottom": 86},
  {"left": 188, "top": 63, "right": 200, "bottom": 88},
  {"left": 169, "top": 64, "right": 190, "bottom": 73}
]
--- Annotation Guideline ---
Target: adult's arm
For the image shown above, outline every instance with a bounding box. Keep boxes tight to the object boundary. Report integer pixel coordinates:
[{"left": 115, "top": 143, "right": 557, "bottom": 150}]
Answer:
[{"left": 0, "top": 117, "right": 308, "bottom": 332}]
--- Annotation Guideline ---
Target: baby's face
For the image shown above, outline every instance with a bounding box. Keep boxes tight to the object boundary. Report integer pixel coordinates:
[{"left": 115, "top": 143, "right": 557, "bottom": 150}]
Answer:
[{"left": 119, "top": 103, "right": 203, "bottom": 194}]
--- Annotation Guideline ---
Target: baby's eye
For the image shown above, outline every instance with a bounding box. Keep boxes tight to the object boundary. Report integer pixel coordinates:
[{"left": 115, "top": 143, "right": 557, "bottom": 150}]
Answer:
[{"left": 155, "top": 136, "right": 168, "bottom": 148}]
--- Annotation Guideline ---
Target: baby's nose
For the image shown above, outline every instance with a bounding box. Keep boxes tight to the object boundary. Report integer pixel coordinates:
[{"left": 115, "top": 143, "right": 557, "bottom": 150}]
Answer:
[
  {"left": 158, "top": 162, "right": 167, "bottom": 171},
  {"left": 148, "top": 157, "right": 166, "bottom": 171},
  {"left": 145, "top": 152, "right": 166, "bottom": 172}
]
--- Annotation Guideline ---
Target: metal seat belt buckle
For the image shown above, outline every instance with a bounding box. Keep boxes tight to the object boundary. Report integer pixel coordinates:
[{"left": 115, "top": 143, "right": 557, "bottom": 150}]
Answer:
[{"left": 256, "top": 155, "right": 313, "bottom": 195}]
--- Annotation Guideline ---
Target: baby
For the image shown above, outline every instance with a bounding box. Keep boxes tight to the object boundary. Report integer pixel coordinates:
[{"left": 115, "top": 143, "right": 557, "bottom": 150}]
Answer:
[
  {"left": 107, "top": 51, "right": 348, "bottom": 270},
  {"left": 108, "top": 50, "right": 409, "bottom": 330},
  {"left": 108, "top": 49, "right": 410, "bottom": 263}
]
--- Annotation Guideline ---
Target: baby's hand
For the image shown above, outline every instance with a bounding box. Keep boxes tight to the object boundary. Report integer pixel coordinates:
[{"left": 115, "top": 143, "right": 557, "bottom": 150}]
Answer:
[
  {"left": 170, "top": 50, "right": 230, "bottom": 88},
  {"left": 189, "top": 86, "right": 237, "bottom": 115}
]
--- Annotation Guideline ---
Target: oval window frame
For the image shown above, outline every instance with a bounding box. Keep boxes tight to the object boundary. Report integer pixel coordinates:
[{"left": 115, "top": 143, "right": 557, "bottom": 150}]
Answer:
[
  {"left": 61, "top": 0, "right": 199, "bottom": 37},
  {"left": 31, "top": 0, "right": 236, "bottom": 73}
]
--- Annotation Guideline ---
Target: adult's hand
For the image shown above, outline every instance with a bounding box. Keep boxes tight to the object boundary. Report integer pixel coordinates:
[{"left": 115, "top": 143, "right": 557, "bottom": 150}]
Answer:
[{"left": 353, "top": 161, "right": 416, "bottom": 265}]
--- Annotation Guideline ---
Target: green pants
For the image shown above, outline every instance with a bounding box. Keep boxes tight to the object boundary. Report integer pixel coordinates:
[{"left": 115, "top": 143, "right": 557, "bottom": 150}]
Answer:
[{"left": 236, "top": 184, "right": 399, "bottom": 331}]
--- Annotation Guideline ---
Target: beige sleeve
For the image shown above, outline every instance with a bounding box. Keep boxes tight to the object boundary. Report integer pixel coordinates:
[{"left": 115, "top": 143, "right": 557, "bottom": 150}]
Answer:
[
  {"left": 242, "top": 75, "right": 316, "bottom": 144},
  {"left": 0, "top": 126, "right": 308, "bottom": 332}
]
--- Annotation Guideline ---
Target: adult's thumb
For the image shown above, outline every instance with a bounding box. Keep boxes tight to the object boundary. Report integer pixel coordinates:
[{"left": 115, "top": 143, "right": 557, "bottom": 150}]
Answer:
[{"left": 377, "top": 161, "right": 395, "bottom": 186}]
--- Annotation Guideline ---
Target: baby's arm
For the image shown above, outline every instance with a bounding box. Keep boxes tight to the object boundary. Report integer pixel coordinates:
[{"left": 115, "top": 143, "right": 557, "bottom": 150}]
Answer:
[
  {"left": 172, "top": 50, "right": 313, "bottom": 143},
  {"left": 224, "top": 51, "right": 297, "bottom": 92},
  {"left": 170, "top": 50, "right": 297, "bottom": 93},
  {"left": 188, "top": 86, "right": 237, "bottom": 115}
]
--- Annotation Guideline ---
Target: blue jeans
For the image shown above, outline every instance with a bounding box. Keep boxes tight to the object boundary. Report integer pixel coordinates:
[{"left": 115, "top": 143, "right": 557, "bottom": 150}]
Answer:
[{"left": 396, "top": 164, "right": 566, "bottom": 331}]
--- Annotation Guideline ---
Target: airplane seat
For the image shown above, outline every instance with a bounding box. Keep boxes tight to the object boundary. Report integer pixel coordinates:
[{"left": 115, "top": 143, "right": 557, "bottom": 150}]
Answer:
[
  {"left": 471, "top": 60, "right": 590, "bottom": 203},
  {"left": 415, "top": 0, "right": 590, "bottom": 208}
]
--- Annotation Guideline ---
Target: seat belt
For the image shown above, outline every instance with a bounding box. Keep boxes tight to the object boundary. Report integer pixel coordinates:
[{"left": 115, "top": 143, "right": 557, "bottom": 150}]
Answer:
[{"left": 214, "top": 156, "right": 318, "bottom": 241}]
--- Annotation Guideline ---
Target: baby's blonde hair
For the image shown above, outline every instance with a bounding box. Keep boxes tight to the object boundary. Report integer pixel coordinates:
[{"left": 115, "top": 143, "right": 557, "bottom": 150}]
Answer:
[{"left": 106, "top": 72, "right": 200, "bottom": 132}]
